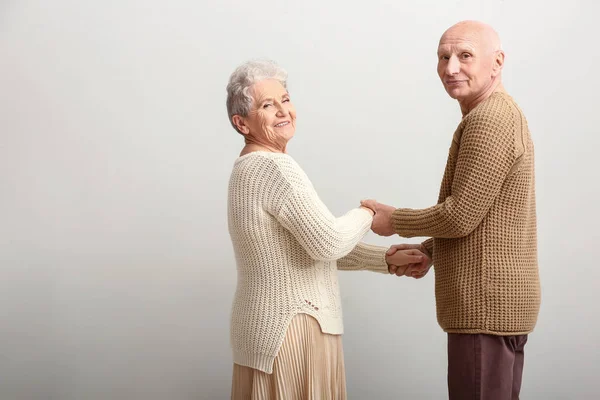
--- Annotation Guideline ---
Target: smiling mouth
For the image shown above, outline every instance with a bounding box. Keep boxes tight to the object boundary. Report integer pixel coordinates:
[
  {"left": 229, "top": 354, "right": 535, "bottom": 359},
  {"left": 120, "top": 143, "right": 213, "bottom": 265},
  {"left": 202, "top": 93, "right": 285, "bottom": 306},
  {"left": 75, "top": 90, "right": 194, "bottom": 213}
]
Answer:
[
  {"left": 275, "top": 121, "right": 290, "bottom": 127},
  {"left": 446, "top": 80, "right": 465, "bottom": 85}
]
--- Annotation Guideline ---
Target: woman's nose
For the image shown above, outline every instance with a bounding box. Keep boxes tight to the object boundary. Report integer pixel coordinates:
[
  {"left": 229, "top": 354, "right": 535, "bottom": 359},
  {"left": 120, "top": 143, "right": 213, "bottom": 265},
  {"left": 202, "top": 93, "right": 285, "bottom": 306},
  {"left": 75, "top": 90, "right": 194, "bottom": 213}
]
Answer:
[{"left": 276, "top": 104, "right": 288, "bottom": 117}]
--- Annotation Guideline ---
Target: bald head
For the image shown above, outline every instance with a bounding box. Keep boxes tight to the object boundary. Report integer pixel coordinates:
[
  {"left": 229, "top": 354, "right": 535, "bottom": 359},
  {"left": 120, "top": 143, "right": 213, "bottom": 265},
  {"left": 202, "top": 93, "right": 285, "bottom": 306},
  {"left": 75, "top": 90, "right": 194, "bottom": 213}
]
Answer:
[
  {"left": 436, "top": 21, "right": 506, "bottom": 114},
  {"left": 441, "top": 20, "right": 502, "bottom": 55}
]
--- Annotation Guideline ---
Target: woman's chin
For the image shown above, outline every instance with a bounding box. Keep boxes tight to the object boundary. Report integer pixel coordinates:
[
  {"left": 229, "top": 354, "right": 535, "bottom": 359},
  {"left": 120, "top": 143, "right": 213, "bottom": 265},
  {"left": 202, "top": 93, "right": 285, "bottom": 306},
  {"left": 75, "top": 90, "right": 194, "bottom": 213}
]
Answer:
[{"left": 281, "top": 129, "right": 296, "bottom": 140}]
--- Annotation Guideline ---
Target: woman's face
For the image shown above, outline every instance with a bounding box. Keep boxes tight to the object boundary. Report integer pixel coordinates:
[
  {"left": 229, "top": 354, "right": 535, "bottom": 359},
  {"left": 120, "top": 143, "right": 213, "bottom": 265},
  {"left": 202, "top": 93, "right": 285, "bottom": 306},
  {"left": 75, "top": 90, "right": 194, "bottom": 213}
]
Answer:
[{"left": 238, "top": 79, "right": 296, "bottom": 146}]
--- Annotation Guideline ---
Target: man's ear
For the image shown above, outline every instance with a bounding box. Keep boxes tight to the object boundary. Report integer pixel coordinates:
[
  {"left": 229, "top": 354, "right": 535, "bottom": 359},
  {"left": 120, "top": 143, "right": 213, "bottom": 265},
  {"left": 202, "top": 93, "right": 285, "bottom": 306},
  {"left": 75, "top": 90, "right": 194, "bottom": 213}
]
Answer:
[
  {"left": 232, "top": 115, "right": 250, "bottom": 135},
  {"left": 492, "top": 50, "right": 505, "bottom": 77}
]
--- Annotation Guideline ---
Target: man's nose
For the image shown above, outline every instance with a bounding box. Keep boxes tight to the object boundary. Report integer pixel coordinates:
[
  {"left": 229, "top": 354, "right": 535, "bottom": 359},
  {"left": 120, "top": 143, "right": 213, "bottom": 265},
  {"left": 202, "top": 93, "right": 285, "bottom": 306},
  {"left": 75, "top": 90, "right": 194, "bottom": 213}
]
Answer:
[{"left": 446, "top": 55, "right": 460, "bottom": 76}]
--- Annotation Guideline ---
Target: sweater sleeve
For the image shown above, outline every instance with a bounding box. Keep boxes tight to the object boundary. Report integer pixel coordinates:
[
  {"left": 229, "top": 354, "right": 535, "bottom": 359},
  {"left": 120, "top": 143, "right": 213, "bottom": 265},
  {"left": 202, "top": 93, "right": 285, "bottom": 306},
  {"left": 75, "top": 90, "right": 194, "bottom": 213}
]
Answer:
[
  {"left": 267, "top": 157, "right": 373, "bottom": 261},
  {"left": 337, "top": 242, "right": 389, "bottom": 274},
  {"left": 421, "top": 238, "right": 434, "bottom": 258},
  {"left": 392, "top": 100, "right": 517, "bottom": 238}
]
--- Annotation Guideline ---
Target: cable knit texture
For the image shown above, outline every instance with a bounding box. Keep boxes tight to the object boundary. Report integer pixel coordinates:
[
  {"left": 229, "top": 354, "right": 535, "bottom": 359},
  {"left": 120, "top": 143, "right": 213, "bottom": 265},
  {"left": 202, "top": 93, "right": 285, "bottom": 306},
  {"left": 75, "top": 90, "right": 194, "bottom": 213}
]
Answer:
[
  {"left": 393, "top": 92, "right": 541, "bottom": 335},
  {"left": 228, "top": 152, "right": 388, "bottom": 373}
]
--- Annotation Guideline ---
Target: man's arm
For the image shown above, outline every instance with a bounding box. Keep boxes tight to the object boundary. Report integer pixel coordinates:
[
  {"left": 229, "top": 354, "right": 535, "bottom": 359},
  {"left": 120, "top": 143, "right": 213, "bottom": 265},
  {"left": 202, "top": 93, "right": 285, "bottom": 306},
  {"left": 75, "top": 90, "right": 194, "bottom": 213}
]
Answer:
[
  {"left": 421, "top": 238, "right": 434, "bottom": 258},
  {"left": 365, "top": 103, "right": 517, "bottom": 238}
]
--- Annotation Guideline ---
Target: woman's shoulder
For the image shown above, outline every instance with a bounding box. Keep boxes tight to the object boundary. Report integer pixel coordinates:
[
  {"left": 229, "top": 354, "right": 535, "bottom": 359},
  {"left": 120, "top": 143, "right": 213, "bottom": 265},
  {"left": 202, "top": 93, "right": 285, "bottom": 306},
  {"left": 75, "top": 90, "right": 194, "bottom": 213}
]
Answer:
[
  {"left": 233, "top": 152, "right": 312, "bottom": 191},
  {"left": 235, "top": 151, "right": 293, "bottom": 164},
  {"left": 234, "top": 151, "right": 301, "bottom": 174}
]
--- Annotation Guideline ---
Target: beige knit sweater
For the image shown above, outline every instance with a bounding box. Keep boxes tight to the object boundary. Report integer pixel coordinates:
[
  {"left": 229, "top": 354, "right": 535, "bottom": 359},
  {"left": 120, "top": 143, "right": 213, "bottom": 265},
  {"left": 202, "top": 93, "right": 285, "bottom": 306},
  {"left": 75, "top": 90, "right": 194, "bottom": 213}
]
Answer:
[
  {"left": 228, "top": 152, "right": 389, "bottom": 373},
  {"left": 393, "top": 92, "right": 541, "bottom": 335}
]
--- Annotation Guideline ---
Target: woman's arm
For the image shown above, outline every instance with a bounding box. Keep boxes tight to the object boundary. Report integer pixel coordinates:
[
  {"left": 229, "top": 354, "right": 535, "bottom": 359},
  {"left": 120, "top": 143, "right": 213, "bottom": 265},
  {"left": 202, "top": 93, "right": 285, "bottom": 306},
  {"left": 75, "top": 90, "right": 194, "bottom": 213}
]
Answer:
[
  {"left": 338, "top": 242, "right": 427, "bottom": 274},
  {"left": 337, "top": 242, "right": 389, "bottom": 273},
  {"left": 266, "top": 156, "right": 374, "bottom": 261}
]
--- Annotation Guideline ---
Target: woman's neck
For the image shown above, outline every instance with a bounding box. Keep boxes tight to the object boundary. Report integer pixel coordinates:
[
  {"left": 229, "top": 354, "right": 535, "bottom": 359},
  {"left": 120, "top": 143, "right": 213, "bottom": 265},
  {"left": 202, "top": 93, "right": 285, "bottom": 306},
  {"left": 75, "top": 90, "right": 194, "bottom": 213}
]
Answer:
[{"left": 240, "top": 141, "right": 287, "bottom": 157}]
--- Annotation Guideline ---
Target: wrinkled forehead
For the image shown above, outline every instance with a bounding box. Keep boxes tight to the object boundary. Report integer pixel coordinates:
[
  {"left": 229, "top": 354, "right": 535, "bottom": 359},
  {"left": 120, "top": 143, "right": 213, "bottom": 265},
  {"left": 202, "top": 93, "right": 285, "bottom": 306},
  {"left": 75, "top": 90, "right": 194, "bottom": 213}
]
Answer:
[
  {"left": 439, "top": 30, "right": 481, "bottom": 51},
  {"left": 250, "top": 79, "right": 288, "bottom": 101},
  {"left": 438, "top": 24, "right": 499, "bottom": 54},
  {"left": 437, "top": 41, "right": 477, "bottom": 55}
]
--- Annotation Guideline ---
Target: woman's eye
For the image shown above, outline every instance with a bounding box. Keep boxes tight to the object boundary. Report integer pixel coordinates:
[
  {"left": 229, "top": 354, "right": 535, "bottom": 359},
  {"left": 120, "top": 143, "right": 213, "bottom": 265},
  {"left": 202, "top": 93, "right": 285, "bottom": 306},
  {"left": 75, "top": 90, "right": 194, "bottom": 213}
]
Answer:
[
  {"left": 282, "top": 98, "right": 290, "bottom": 103},
  {"left": 262, "top": 103, "right": 272, "bottom": 109}
]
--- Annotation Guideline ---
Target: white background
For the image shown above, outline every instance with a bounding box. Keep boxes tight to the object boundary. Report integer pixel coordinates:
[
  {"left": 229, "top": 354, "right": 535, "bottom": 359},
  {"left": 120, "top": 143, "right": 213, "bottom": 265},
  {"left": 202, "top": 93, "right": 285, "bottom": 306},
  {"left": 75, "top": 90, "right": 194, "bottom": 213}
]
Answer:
[{"left": 1, "top": 0, "right": 599, "bottom": 398}]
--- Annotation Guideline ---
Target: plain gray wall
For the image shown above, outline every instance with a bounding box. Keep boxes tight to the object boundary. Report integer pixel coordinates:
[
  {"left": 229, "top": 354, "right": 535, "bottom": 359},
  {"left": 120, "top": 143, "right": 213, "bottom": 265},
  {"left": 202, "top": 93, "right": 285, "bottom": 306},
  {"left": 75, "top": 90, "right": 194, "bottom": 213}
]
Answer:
[{"left": 1, "top": 0, "right": 599, "bottom": 399}]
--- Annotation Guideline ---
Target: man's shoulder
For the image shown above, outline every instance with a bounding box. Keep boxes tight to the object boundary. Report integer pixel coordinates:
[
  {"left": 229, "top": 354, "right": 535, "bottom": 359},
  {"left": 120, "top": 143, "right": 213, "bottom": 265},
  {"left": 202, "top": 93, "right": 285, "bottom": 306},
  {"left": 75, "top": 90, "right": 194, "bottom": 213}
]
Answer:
[
  {"left": 466, "top": 92, "right": 522, "bottom": 127},
  {"left": 462, "top": 93, "right": 531, "bottom": 156}
]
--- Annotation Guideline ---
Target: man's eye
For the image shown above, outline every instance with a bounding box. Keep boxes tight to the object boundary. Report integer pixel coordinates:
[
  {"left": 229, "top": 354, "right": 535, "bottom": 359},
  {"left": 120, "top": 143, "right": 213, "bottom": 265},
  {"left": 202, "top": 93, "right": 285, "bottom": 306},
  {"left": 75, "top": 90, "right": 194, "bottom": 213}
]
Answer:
[{"left": 461, "top": 53, "right": 472, "bottom": 59}]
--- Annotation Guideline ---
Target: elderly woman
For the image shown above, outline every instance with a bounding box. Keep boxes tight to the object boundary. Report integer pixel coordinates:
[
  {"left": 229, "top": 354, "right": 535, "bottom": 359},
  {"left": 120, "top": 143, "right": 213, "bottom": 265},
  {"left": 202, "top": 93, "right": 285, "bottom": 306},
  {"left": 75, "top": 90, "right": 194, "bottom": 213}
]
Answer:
[{"left": 226, "top": 60, "right": 426, "bottom": 399}]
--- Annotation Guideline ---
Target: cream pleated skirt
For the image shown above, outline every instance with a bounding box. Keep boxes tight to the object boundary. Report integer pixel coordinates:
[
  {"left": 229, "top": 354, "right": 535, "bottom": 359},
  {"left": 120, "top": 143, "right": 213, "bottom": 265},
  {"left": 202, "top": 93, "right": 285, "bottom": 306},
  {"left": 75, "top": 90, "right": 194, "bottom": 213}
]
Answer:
[{"left": 231, "top": 313, "right": 347, "bottom": 400}]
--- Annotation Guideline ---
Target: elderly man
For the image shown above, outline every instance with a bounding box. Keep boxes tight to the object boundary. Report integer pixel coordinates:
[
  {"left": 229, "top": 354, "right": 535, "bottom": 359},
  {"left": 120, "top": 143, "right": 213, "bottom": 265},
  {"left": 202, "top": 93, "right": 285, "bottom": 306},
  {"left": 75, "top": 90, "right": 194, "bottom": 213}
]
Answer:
[{"left": 362, "top": 21, "right": 541, "bottom": 399}]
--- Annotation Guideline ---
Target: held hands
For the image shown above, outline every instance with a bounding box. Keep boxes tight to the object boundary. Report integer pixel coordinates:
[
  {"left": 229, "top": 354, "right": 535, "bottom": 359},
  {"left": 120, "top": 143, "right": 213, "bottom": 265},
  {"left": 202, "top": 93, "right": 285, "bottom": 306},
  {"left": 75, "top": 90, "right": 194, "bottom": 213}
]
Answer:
[
  {"left": 359, "top": 201, "right": 433, "bottom": 279},
  {"left": 360, "top": 199, "right": 396, "bottom": 236},
  {"left": 359, "top": 206, "right": 375, "bottom": 216},
  {"left": 385, "top": 244, "right": 433, "bottom": 279}
]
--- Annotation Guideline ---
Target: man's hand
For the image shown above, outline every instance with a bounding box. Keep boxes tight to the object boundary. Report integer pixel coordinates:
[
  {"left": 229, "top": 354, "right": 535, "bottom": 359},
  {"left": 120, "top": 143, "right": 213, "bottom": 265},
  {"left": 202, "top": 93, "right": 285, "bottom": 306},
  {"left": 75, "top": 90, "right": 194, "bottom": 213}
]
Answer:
[
  {"left": 387, "top": 244, "right": 433, "bottom": 279},
  {"left": 388, "top": 264, "right": 409, "bottom": 276},
  {"left": 360, "top": 199, "right": 396, "bottom": 236},
  {"left": 385, "top": 248, "right": 426, "bottom": 276}
]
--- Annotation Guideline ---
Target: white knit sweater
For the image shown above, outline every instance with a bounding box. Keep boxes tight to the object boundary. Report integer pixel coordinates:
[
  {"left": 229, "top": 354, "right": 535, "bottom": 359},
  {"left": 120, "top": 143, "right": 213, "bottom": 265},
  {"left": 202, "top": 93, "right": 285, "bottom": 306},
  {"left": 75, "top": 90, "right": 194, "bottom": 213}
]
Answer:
[{"left": 228, "top": 152, "right": 389, "bottom": 374}]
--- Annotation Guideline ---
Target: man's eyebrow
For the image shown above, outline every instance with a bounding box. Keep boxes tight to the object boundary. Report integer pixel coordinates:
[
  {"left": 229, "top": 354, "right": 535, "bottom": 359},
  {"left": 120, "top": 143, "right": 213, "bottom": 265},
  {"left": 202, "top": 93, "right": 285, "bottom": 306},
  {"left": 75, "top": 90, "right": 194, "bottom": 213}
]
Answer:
[
  {"left": 437, "top": 44, "right": 476, "bottom": 55},
  {"left": 458, "top": 46, "right": 476, "bottom": 52}
]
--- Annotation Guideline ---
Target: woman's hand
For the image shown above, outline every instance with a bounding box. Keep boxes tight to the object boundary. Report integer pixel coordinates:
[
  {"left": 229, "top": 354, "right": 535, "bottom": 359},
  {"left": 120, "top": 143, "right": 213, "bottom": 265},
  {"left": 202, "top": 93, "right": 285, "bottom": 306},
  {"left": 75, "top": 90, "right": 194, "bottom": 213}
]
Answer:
[
  {"left": 360, "top": 206, "right": 375, "bottom": 216},
  {"left": 386, "top": 244, "right": 432, "bottom": 278}
]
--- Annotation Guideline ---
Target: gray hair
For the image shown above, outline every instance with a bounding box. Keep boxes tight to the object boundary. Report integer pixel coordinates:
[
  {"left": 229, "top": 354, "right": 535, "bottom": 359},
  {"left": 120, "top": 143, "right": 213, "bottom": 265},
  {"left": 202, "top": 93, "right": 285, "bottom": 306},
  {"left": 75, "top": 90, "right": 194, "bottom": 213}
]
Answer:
[{"left": 226, "top": 59, "right": 288, "bottom": 134}]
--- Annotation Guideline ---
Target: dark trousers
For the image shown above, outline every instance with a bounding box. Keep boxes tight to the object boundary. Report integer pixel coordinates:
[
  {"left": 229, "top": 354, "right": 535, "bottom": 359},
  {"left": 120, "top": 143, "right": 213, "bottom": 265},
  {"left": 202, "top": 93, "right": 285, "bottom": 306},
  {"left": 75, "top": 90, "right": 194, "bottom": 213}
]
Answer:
[{"left": 447, "top": 333, "right": 528, "bottom": 400}]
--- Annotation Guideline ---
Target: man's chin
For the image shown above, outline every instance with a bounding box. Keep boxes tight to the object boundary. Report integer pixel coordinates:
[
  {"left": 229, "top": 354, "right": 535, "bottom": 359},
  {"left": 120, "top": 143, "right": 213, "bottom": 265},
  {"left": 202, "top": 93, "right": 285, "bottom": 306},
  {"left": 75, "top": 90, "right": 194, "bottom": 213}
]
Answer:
[{"left": 445, "top": 88, "right": 463, "bottom": 100}]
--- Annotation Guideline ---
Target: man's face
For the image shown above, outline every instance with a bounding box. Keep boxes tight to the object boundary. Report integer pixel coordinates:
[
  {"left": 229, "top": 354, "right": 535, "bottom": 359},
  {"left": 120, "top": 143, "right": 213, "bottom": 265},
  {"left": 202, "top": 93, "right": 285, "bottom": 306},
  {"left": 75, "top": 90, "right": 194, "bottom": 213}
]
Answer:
[{"left": 437, "top": 26, "right": 499, "bottom": 103}]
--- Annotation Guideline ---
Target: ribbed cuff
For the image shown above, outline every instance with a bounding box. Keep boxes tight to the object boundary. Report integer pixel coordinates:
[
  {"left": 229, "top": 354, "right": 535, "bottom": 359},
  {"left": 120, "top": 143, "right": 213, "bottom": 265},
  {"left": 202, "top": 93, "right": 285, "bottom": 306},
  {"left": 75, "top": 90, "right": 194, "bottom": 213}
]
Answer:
[
  {"left": 233, "top": 351, "right": 277, "bottom": 374},
  {"left": 354, "top": 243, "right": 389, "bottom": 274},
  {"left": 421, "top": 238, "right": 434, "bottom": 258},
  {"left": 392, "top": 207, "right": 435, "bottom": 238}
]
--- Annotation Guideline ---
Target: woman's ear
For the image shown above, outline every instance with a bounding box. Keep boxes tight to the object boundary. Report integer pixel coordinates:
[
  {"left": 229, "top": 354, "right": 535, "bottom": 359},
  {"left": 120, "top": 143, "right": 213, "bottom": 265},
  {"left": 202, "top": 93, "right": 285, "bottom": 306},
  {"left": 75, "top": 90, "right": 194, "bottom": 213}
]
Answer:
[{"left": 232, "top": 115, "right": 250, "bottom": 135}]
